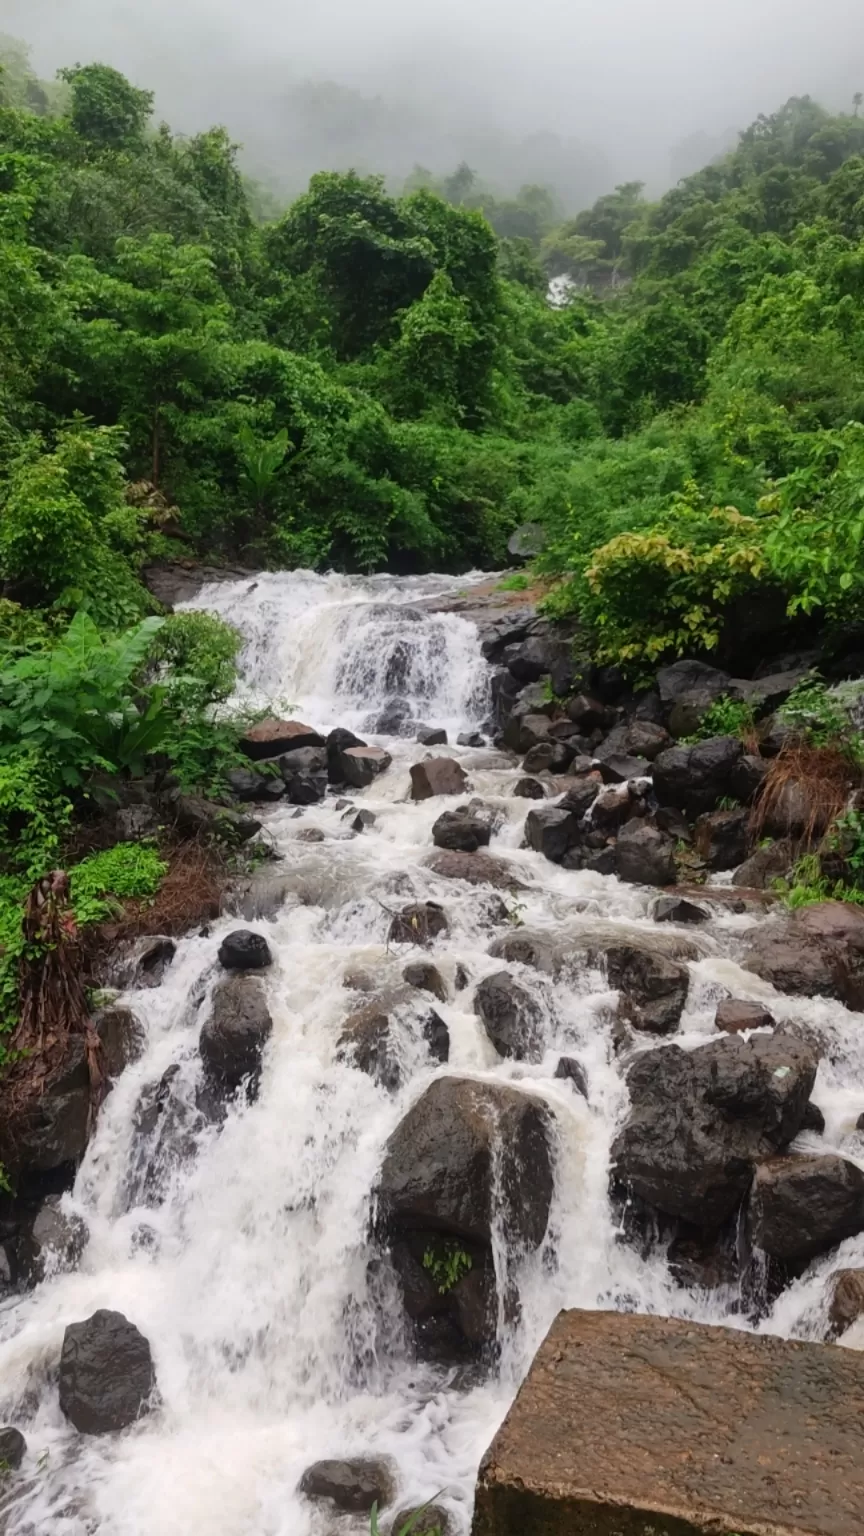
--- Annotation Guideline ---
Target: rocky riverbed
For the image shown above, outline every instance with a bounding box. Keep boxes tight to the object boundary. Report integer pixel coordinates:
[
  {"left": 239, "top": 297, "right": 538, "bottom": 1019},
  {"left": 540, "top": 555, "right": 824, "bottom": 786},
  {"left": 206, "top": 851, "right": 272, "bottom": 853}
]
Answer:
[{"left": 0, "top": 568, "right": 863, "bottom": 1536}]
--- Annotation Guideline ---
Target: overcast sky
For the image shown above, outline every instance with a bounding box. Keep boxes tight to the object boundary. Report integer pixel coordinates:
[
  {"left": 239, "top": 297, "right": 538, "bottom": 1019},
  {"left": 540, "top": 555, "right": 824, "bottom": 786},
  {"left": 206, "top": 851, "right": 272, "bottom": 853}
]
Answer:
[{"left": 5, "top": 0, "right": 863, "bottom": 194}]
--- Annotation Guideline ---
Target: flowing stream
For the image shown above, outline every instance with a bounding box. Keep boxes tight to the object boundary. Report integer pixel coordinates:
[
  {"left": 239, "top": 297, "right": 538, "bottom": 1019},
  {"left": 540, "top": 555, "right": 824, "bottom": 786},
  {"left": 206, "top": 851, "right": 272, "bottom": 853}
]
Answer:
[{"left": 2, "top": 569, "right": 864, "bottom": 1535}]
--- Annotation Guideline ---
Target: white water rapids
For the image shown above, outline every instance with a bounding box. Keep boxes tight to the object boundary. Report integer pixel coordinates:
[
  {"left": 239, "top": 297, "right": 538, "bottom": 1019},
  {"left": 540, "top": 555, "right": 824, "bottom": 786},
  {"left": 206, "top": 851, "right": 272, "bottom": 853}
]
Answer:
[{"left": 2, "top": 569, "right": 864, "bottom": 1535}]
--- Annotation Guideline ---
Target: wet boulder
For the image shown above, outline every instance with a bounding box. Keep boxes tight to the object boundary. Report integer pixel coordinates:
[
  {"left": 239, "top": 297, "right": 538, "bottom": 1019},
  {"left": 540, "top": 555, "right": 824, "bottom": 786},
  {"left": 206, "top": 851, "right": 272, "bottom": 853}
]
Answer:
[
  {"left": 0, "top": 1427, "right": 25, "bottom": 1470},
  {"left": 506, "top": 634, "right": 565, "bottom": 684},
  {"left": 402, "top": 961, "right": 447, "bottom": 1002},
  {"left": 199, "top": 976, "right": 272, "bottom": 1094},
  {"left": 432, "top": 808, "right": 491, "bottom": 853},
  {"left": 488, "top": 931, "right": 558, "bottom": 974},
  {"left": 59, "top": 1310, "right": 156, "bottom": 1434},
  {"left": 590, "top": 783, "right": 638, "bottom": 834},
  {"left": 337, "top": 1004, "right": 401, "bottom": 1090},
  {"left": 513, "top": 776, "right": 545, "bottom": 799},
  {"left": 730, "top": 753, "right": 768, "bottom": 805},
  {"left": 652, "top": 736, "right": 743, "bottom": 816},
  {"left": 110, "top": 935, "right": 177, "bottom": 991},
  {"left": 277, "top": 745, "right": 328, "bottom": 804},
  {"left": 524, "top": 805, "right": 581, "bottom": 864},
  {"left": 521, "top": 740, "right": 574, "bottom": 774},
  {"left": 656, "top": 660, "right": 735, "bottom": 737},
  {"left": 388, "top": 902, "right": 448, "bottom": 946},
  {"left": 341, "top": 746, "right": 392, "bottom": 790},
  {"left": 94, "top": 1005, "right": 145, "bottom": 1081},
  {"left": 410, "top": 758, "right": 469, "bottom": 800},
  {"left": 170, "top": 794, "right": 261, "bottom": 845},
  {"left": 226, "top": 765, "right": 278, "bottom": 802},
  {"left": 828, "top": 1268, "right": 864, "bottom": 1335},
  {"left": 559, "top": 778, "right": 601, "bottom": 820},
  {"left": 743, "top": 900, "right": 864, "bottom": 1008},
  {"left": 615, "top": 821, "right": 676, "bottom": 888},
  {"left": 425, "top": 850, "right": 521, "bottom": 890},
  {"left": 390, "top": 1505, "right": 454, "bottom": 1536},
  {"left": 749, "top": 1155, "right": 864, "bottom": 1263},
  {"left": 18, "top": 1195, "right": 88, "bottom": 1285},
  {"left": 652, "top": 896, "right": 709, "bottom": 925},
  {"left": 566, "top": 694, "right": 613, "bottom": 732},
  {"left": 503, "top": 713, "right": 554, "bottom": 754},
  {"left": 299, "top": 1457, "right": 396, "bottom": 1513},
  {"left": 606, "top": 944, "right": 688, "bottom": 1034},
  {"left": 612, "top": 1032, "right": 818, "bottom": 1226},
  {"left": 416, "top": 726, "right": 447, "bottom": 746},
  {"left": 715, "top": 999, "right": 776, "bottom": 1034},
  {"left": 326, "top": 728, "right": 366, "bottom": 785},
  {"left": 0, "top": 1035, "right": 91, "bottom": 1176},
  {"left": 241, "top": 718, "right": 323, "bottom": 761},
  {"left": 217, "top": 929, "right": 273, "bottom": 971},
  {"left": 732, "top": 837, "right": 793, "bottom": 890},
  {"left": 377, "top": 1076, "right": 554, "bottom": 1250},
  {"left": 554, "top": 1056, "right": 588, "bottom": 1098},
  {"left": 475, "top": 972, "right": 544, "bottom": 1061},
  {"left": 693, "top": 808, "right": 750, "bottom": 871},
  {"left": 597, "top": 754, "right": 651, "bottom": 785}
]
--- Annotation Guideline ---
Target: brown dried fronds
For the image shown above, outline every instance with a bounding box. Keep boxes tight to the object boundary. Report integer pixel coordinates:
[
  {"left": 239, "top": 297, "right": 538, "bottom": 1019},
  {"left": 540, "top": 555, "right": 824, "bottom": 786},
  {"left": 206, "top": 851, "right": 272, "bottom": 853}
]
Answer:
[{"left": 750, "top": 741, "right": 861, "bottom": 850}]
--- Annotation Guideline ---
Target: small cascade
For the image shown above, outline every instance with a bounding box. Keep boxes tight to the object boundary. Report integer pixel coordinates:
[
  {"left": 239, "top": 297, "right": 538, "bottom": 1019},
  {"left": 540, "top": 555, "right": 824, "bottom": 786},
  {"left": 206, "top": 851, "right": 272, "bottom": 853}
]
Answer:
[{"left": 0, "top": 568, "right": 861, "bottom": 1536}]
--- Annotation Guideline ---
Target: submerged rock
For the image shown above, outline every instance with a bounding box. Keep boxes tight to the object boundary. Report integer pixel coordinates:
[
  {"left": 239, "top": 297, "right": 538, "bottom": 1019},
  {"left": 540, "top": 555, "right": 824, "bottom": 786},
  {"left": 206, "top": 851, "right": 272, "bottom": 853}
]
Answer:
[
  {"left": 0, "top": 1427, "right": 26, "bottom": 1470},
  {"left": 402, "top": 961, "right": 447, "bottom": 1002},
  {"left": 299, "top": 1457, "right": 396, "bottom": 1513},
  {"left": 388, "top": 902, "right": 449, "bottom": 946},
  {"left": 828, "top": 1268, "right": 864, "bottom": 1334},
  {"left": 59, "top": 1310, "right": 156, "bottom": 1434},
  {"left": 715, "top": 999, "right": 776, "bottom": 1034},
  {"left": 200, "top": 976, "right": 272, "bottom": 1094},
  {"left": 432, "top": 808, "right": 492, "bottom": 853},
  {"left": 606, "top": 944, "right": 689, "bottom": 1035}
]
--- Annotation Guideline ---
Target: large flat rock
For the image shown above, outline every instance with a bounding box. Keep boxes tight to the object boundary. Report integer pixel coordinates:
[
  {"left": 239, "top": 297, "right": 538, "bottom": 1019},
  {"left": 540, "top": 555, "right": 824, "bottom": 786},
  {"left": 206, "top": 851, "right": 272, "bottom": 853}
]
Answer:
[{"left": 472, "top": 1309, "right": 864, "bottom": 1536}]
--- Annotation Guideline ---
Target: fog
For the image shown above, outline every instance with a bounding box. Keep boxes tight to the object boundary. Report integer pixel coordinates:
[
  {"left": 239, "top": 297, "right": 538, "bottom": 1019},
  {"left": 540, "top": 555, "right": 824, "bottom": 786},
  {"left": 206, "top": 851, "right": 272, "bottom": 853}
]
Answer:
[{"left": 5, "top": 0, "right": 862, "bottom": 206}]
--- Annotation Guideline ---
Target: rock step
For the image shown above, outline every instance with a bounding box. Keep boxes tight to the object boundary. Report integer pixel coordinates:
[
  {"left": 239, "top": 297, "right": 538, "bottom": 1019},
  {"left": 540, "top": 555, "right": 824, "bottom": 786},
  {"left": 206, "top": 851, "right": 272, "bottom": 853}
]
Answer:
[{"left": 473, "top": 1308, "right": 864, "bottom": 1536}]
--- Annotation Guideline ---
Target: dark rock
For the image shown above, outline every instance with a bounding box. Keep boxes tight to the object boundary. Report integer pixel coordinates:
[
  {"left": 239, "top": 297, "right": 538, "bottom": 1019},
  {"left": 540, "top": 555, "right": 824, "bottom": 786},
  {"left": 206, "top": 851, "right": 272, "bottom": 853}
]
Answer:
[
  {"left": 549, "top": 657, "right": 575, "bottom": 698},
  {"left": 276, "top": 745, "right": 327, "bottom": 805},
  {"left": 59, "top": 1310, "right": 156, "bottom": 1434},
  {"left": 524, "top": 806, "right": 580, "bottom": 864},
  {"left": 18, "top": 1195, "right": 88, "bottom": 1285},
  {"left": 739, "top": 669, "right": 812, "bottom": 716},
  {"left": 347, "top": 808, "right": 377, "bottom": 832},
  {"left": 611, "top": 1032, "right": 818, "bottom": 1225},
  {"left": 0, "top": 1036, "right": 90, "bottom": 1175},
  {"left": 389, "top": 1505, "right": 453, "bottom": 1536},
  {"left": 758, "top": 714, "right": 797, "bottom": 758},
  {"left": 763, "top": 777, "right": 832, "bottom": 842},
  {"left": 749, "top": 1154, "right": 864, "bottom": 1262},
  {"left": 115, "top": 803, "right": 162, "bottom": 840},
  {"left": 743, "top": 901, "right": 864, "bottom": 1007},
  {"left": 652, "top": 735, "right": 744, "bottom": 816},
  {"left": 94, "top": 1006, "right": 145, "bottom": 1080},
  {"left": 475, "top": 972, "right": 544, "bottom": 1061},
  {"left": 217, "top": 929, "right": 272, "bottom": 971},
  {"left": 656, "top": 659, "right": 734, "bottom": 736},
  {"left": 299, "top": 1458, "right": 396, "bottom": 1513},
  {"left": 200, "top": 976, "right": 272, "bottom": 1093},
  {"left": 488, "top": 932, "right": 558, "bottom": 974},
  {"left": 432, "top": 809, "right": 491, "bottom": 853},
  {"left": 343, "top": 969, "right": 376, "bottom": 992},
  {"left": 654, "top": 805, "right": 692, "bottom": 842},
  {"left": 326, "top": 728, "right": 366, "bottom": 785},
  {"left": 422, "top": 1007, "right": 450, "bottom": 1065},
  {"left": 455, "top": 963, "right": 470, "bottom": 990},
  {"left": 829, "top": 1268, "right": 864, "bottom": 1334},
  {"left": 693, "top": 807, "right": 750, "bottom": 871},
  {"left": 425, "top": 850, "right": 521, "bottom": 890},
  {"left": 732, "top": 838, "right": 793, "bottom": 889},
  {"left": 652, "top": 896, "right": 709, "bottom": 925},
  {"left": 296, "top": 827, "right": 325, "bottom": 843},
  {"left": 377, "top": 1077, "right": 554, "bottom": 1249},
  {"left": 111, "top": 935, "right": 177, "bottom": 991},
  {"left": 403, "top": 963, "right": 447, "bottom": 1003},
  {"left": 554, "top": 1056, "right": 588, "bottom": 1098},
  {"left": 503, "top": 713, "right": 555, "bottom": 754},
  {"left": 457, "top": 731, "right": 486, "bottom": 748},
  {"left": 410, "top": 758, "right": 469, "bottom": 800},
  {"left": 479, "top": 610, "right": 537, "bottom": 662},
  {"left": 388, "top": 902, "right": 449, "bottom": 946},
  {"left": 341, "top": 746, "right": 392, "bottom": 790},
  {"left": 606, "top": 944, "right": 688, "bottom": 1034},
  {"left": 521, "top": 741, "right": 573, "bottom": 774},
  {"left": 619, "top": 720, "right": 672, "bottom": 762},
  {"left": 591, "top": 663, "right": 628, "bottom": 703},
  {"left": 369, "top": 699, "right": 413, "bottom": 735},
  {"left": 715, "top": 999, "right": 776, "bottom": 1034},
  {"left": 241, "top": 718, "right": 323, "bottom": 761},
  {"left": 802, "top": 1102, "right": 826, "bottom": 1134},
  {"left": 0, "top": 1427, "right": 25, "bottom": 1470},
  {"left": 226, "top": 766, "right": 272, "bottom": 801},
  {"left": 513, "top": 776, "right": 546, "bottom": 799},
  {"left": 615, "top": 821, "right": 676, "bottom": 888},
  {"left": 597, "top": 754, "right": 651, "bottom": 785},
  {"left": 171, "top": 795, "right": 261, "bottom": 844},
  {"left": 590, "top": 783, "right": 637, "bottom": 833},
  {"left": 583, "top": 846, "right": 618, "bottom": 875},
  {"left": 558, "top": 778, "right": 601, "bottom": 819},
  {"left": 730, "top": 753, "right": 768, "bottom": 804},
  {"left": 416, "top": 726, "right": 448, "bottom": 746},
  {"left": 337, "top": 1004, "right": 402, "bottom": 1089},
  {"left": 506, "top": 635, "right": 562, "bottom": 684},
  {"left": 566, "top": 694, "right": 612, "bottom": 732}
]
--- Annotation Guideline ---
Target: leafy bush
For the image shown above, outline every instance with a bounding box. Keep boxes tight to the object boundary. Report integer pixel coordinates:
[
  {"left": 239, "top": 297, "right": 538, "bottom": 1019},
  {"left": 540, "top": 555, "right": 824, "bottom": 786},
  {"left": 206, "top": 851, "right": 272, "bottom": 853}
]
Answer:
[
  {"left": 68, "top": 840, "right": 167, "bottom": 925},
  {"left": 684, "top": 695, "right": 756, "bottom": 742},
  {"left": 0, "top": 610, "right": 167, "bottom": 787},
  {"left": 779, "top": 678, "right": 856, "bottom": 751},
  {"left": 149, "top": 610, "right": 241, "bottom": 710}
]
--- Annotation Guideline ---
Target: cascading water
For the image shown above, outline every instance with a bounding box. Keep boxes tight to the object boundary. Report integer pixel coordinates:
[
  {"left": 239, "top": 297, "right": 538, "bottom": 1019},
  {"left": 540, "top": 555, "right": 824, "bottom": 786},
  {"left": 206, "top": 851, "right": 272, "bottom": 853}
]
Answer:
[{"left": 1, "top": 569, "right": 864, "bottom": 1536}]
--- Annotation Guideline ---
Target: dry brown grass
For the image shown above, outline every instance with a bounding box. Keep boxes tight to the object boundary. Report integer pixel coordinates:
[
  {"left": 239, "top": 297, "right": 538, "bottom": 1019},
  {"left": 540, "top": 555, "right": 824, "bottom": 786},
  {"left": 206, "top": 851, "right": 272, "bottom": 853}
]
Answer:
[{"left": 750, "top": 741, "right": 861, "bottom": 850}]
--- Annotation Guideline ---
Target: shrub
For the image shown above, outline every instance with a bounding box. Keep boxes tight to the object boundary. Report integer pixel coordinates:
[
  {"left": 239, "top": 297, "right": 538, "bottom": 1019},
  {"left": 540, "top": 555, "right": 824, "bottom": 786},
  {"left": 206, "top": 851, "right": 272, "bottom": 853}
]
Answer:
[
  {"left": 68, "top": 840, "right": 168, "bottom": 925},
  {"left": 149, "top": 610, "right": 241, "bottom": 709},
  {"left": 684, "top": 695, "right": 756, "bottom": 743}
]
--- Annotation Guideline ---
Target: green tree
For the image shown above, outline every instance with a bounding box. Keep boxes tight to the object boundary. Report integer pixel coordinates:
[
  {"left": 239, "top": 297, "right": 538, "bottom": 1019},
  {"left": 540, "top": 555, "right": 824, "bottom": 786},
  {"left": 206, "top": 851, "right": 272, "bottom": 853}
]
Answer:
[{"left": 58, "top": 62, "right": 153, "bottom": 150}]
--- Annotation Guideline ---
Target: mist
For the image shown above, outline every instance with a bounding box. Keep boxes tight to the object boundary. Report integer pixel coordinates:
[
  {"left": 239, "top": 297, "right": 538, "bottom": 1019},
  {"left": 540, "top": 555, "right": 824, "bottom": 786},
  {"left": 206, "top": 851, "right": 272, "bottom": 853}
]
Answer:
[{"left": 5, "top": 0, "right": 863, "bottom": 206}]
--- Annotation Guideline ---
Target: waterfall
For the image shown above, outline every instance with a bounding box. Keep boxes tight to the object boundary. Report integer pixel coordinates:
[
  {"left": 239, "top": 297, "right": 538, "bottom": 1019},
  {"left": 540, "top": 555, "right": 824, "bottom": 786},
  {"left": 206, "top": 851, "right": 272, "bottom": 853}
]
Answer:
[{"left": 0, "top": 569, "right": 861, "bottom": 1536}]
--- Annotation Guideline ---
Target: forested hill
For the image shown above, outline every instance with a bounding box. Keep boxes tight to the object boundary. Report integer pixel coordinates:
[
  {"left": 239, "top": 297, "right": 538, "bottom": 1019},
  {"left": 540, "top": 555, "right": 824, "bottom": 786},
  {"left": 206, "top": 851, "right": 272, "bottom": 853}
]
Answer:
[{"left": 2, "top": 41, "right": 864, "bottom": 667}]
